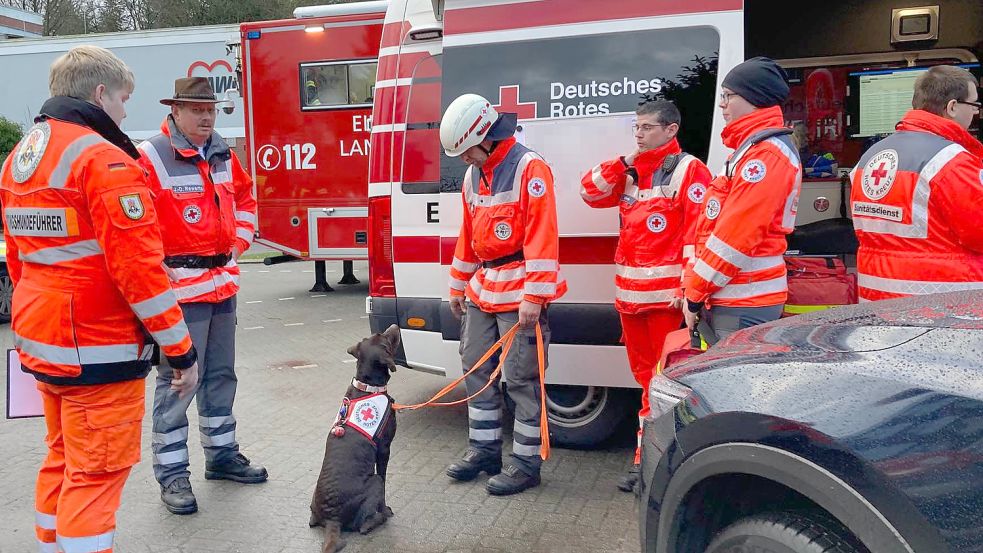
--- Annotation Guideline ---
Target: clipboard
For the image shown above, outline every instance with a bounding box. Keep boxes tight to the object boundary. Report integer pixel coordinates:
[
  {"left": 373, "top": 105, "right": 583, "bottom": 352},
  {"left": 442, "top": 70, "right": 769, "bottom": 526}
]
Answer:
[{"left": 6, "top": 349, "right": 43, "bottom": 419}]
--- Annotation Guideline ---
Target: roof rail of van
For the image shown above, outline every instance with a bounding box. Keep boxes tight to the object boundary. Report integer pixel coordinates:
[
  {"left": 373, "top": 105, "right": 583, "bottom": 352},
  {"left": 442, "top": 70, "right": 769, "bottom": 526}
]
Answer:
[{"left": 293, "top": 1, "right": 389, "bottom": 19}]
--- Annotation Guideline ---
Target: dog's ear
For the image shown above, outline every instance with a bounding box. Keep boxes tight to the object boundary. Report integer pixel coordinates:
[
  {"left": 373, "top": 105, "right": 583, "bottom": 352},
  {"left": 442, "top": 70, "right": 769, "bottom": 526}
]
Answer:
[
  {"left": 381, "top": 324, "right": 401, "bottom": 355},
  {"left": 347, "top": 342, "right": 360, "bottom": 358}
]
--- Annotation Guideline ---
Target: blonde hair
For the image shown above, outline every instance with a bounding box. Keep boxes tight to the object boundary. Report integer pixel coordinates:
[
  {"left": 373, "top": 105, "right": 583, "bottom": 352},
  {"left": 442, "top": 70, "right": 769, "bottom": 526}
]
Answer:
[{"left": 49, "top": 45, "right": 135, "bottom": 100}]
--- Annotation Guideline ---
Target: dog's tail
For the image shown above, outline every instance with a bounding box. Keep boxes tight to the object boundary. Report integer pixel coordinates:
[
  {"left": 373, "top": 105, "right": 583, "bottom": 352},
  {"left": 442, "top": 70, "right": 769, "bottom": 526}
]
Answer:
[{"left": 322, "top": 520, "right": 345, "bottom": 553}]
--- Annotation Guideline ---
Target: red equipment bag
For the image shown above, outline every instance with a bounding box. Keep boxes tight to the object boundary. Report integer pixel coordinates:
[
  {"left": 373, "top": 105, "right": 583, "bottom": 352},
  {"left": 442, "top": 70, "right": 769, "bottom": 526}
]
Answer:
[
  {"left": 783, "top": 256, "right": 857, "bottom": 317},
  {"left": 658, "top": 328, "right": 705, "bottom": 373}
]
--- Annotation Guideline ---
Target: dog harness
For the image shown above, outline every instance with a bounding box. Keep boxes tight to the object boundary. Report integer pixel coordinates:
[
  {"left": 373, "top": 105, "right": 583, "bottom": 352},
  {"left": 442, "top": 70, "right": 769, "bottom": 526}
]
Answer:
[{"left": 330, "top": 392, "right": 393, "bottom": 443}]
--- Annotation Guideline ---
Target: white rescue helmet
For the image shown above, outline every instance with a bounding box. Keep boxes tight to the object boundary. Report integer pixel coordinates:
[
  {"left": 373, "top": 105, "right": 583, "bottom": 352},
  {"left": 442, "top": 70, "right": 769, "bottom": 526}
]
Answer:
[{"left": 440, "top": 93, "right": 498, "bottom": 157}]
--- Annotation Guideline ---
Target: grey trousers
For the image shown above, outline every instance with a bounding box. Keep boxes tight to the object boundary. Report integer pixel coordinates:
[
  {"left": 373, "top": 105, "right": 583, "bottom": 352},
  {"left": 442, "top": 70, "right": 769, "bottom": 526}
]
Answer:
[
  {"left": 697, "top": 304, "right": 784, "bottom": 346},
  {"left": 152, "top": 296, "right": 240, "bottom": 486},
  {"left": 460, "top": 303, "right": 550, "bottom": 476}
]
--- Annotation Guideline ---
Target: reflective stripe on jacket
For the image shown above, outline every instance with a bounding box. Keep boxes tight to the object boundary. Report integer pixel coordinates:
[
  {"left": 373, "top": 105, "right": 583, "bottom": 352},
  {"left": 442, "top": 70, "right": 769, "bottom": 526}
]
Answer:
[
  {"left": 0, "top": 117, "right": 195, "bottom": 384},
  {"left": 684, "top": 106, "right": 803, "bottom": 307},
  {"left": 581, "top": 138, "right": 711, "bottom": 314},
  {"left": 850, "top": 110, "right": 983, "bottom": 302},
  {"left": 138, "top": 117, "right": 257, "bottom": 303},
  {"left": 448, "top": 137, "right": 566, "bottom": 312}
]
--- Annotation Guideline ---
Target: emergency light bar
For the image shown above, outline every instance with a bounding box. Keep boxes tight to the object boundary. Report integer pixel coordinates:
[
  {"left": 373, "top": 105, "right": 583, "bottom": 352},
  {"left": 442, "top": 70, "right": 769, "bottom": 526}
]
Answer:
[{"left": 293, "top": 1, "right": 389, "bottom": 20}]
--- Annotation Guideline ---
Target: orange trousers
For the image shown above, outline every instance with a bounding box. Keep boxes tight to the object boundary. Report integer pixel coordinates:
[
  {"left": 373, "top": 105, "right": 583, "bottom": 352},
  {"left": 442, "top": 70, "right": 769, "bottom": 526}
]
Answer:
[
  {"left": 620, "top": 309, "right": 682, "bottom": 465},
  {"left": 35, "top": 379, "right": 145, "bottom": 553}
]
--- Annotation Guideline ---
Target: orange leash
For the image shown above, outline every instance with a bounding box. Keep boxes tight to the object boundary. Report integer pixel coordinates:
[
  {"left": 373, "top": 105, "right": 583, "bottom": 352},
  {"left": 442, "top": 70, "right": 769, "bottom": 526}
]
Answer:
[
  {"left": 535, "top": 322, "right": 550, "bottom": 461},
  {"left": 393, "top": 321, "right": 551, "bottom": 461},
  {"left": 393, "top": 324, "right": 519, "bottom": 410}
]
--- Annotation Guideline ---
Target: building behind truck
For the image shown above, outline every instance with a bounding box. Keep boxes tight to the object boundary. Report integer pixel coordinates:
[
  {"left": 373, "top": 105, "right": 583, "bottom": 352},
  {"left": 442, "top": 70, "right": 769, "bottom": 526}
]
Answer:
[
  {"left": 0, "top": 24, "right": 243, "bottom": 143},
  {"left": 366, "top": 0, "right": 982, "bottom": 447}
]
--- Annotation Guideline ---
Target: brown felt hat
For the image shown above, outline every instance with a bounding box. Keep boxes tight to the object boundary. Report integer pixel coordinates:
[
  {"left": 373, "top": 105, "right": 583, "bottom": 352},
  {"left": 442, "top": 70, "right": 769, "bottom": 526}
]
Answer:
[{"left": 160, "top": 77, "right": 220, "bottom": 105}]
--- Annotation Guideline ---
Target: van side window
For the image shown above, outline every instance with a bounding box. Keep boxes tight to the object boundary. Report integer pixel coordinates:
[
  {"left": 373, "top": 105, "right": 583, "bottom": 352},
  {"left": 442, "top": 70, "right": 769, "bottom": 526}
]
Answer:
[{"left": 300, "top": 61, "right": 378, "bottom": 109}]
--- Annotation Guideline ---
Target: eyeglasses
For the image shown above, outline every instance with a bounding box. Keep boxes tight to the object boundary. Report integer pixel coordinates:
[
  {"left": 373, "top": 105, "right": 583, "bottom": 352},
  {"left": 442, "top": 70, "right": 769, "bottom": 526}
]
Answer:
[
  {"left": 632, "top": 123, "right": 667, "bottom": 133},
  {"left": 956, "top": 99, "right": 982, "bottom": 112},
  {"left": 719, "top": 91, "right": 738, "bottom": 104}
]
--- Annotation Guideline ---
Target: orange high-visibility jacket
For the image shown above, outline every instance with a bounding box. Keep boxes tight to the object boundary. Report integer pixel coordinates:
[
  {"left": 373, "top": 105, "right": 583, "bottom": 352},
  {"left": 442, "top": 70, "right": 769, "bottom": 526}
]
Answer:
[
  {"left": 0, "top": 117, "right": 196, "bottom": 384},
  {"left": 138, "top": 118, "right": 257, "bottom": 304},
  {"left": 581, "top": 138, "right": 712, "bottom": 314},
  {"left": 850, "top": 110, "right": 983, "bottom": 301},
  {"left": 683, "top": 106, "right": 803, "bottom": 308},
  {"left": 449, "top": 137, "right": 566, "bottom": 312}
]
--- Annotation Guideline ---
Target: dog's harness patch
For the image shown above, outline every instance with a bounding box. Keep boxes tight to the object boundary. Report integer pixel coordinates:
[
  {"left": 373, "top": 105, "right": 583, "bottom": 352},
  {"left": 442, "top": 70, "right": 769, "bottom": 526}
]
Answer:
[{"left": 331, "top": 393, "right": 392, "bottom": 443}]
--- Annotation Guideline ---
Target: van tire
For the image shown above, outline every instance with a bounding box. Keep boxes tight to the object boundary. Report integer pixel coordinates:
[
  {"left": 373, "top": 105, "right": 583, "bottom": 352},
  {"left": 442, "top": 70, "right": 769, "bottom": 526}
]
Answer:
[
  {"left": 0, "top": 263, "right": 12, "bottom": 324},
  {"left": 545, "top": 385, "right": 632, "bottom": 448}
]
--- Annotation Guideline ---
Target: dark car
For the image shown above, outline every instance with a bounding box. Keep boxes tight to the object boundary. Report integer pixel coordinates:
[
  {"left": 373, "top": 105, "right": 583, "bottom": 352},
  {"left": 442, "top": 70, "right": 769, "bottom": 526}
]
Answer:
[{"left": 639, "top": 291, "right": 983, "bottom": 553}]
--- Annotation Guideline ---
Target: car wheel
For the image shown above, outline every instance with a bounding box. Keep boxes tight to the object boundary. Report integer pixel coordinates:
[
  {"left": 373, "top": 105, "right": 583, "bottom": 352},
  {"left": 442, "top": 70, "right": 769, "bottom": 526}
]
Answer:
[
  {"left": 0, "top": 263, "right": 11, "bottom": 324},
  {"left": 706, "top": 511, "right": 864, "bottom": 553},
  {"left": 544, "top": 384, "right": 632, "bottom": 448}
]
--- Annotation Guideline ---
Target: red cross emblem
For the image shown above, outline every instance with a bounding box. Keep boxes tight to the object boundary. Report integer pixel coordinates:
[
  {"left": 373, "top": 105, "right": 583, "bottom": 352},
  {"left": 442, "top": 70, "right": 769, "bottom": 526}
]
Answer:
[
  {"left": 747, "top": 166, "right": 760, "bottom": 176},
  {"left": 870, "top": 162, "right": 889, "bottom": 187},
  {"left": 493, "top": 85, "right": 537, "bottom": 120},
  {"left": 360, "top": 406, "right": 375, "bottom": 421}
]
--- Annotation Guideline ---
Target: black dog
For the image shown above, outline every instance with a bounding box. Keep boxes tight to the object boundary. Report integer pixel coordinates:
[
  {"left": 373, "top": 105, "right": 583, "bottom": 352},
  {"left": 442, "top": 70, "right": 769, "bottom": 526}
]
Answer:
[{"left": 309, "top": 324, "right": 400, "bottom": 552}]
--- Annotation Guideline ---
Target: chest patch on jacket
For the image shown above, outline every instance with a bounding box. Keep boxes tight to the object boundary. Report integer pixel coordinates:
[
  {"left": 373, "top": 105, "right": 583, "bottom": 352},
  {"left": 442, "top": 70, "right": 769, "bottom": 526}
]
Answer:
[
  {"left": 11, "top": 122, "right": 51, "bottom": 184},
  {"left": 119, "top": 194, "right": 146, "bottom": 221},
  {"left": 494, "top": 222, "right": 512, "bottom": 240},
  {"left": 740, "top": 160, "right": 767, "bottom": 183},
  {"left": 183, "top": 204, "right": 203, "bottom": 224},
  {"left": 646, "top": 213, "right": 667, "bottom": 233},
  {"left": 172, "top": 184, "right": 205, "bottom": 194},
  {"left": 861, "top": 150, "right": 899, "bottom": 200}
]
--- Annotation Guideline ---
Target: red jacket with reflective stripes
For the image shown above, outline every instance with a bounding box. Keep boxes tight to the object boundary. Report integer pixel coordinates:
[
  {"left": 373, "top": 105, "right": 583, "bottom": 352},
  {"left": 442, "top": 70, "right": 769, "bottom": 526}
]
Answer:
[
  {"left": 448, "top": 137, "right": 566, "bottom": 312},
  {"left": 850, "top": 110, "right": 983, "bottom": 301},
  {"left": 138, "top": 118, "right": 257, "bottom": 304},
  {"left": 0, "top": 115, "right": 196, "bottom": 384},
  {"left": 683, "top": 106, "right": 803, "bottom": 308},
  {"left": 581, "top": 138, "right": 711, "bottom": 314}
]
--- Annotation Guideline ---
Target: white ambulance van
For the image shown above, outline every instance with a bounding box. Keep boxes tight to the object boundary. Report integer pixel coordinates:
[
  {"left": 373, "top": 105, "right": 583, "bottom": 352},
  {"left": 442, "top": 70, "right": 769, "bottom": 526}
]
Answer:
[{"left": 366, "top": 0, "right": 982, "bottom": 446}]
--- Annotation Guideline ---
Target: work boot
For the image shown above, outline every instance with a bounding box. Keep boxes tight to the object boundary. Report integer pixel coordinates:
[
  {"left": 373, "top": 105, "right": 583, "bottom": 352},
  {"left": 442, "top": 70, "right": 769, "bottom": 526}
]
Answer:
[
  {"left": 446, "top": 448, "right": 502, "bottom": 481},
  {"left": 486, "top": 464, "right": 540, "bottom": 496},
  {"left": 204, "top": 453, "right": 269, "bottom": 484},
  {"left": 618, "top": 464, "right": 640, "bottom": 493},
  {"left": 160, "top": 477, "right": 198, "bottom": 515}
]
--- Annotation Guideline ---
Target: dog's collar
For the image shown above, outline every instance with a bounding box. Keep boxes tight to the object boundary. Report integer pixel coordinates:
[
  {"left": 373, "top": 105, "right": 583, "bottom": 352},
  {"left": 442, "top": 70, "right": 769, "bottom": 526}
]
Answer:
[{"left": 352, "top": 378, "right": 387, "bottom": 393}]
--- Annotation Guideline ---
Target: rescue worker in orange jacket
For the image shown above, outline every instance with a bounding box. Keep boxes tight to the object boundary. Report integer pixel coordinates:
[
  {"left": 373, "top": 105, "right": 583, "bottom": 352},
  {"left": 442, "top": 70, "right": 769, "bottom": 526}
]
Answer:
[
  {"left": 0, "top": 45, "right": 199, "bottom": 553},
  {"left": 683, "top": 57, "right": 803, "bottom": 344},
  {"left": 580, "top": 100, "right": 711, "bottom": 492},
  {"left": 443, "top": 93, "right": 566, "bottom": 495},
  {"left": 138, "top": 77, "right": 264, "bottom": 515},
  {"left": 851, "top": 65, "right": 983, "bottom": 301}
]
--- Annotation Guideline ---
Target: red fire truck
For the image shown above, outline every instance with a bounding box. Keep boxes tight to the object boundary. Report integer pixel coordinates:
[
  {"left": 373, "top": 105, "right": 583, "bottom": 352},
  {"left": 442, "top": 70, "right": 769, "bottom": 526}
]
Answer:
[{"left": 238, "top": 1, "right": 387, "bottom": 290}]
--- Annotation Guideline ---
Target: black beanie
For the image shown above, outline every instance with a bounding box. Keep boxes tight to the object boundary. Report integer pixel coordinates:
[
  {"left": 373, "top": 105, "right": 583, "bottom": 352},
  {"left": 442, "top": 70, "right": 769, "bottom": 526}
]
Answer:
[{"left": 722, "top": 57, "right": 790, "bottom": 108}]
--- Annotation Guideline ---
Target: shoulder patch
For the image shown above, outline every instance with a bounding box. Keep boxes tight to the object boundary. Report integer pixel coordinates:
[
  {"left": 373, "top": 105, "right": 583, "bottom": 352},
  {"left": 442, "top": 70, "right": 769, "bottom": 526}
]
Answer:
[
  {"left": 687, "top": 183, "right": 707, "bottom": 204},
  {"left": 119, "top": 194, "right": 146, "bottom": 221},
  {"left": 861, "top": 149, "right": 899, "bottom": 200},
  {"left": 11, "top": 122, "right": 51, "bottom": 184},
  {"left": 527, "top": 177, "right": 547, "bottom": 198},
  {"left": 740, "top": 159, "right": 766, "bottom": 183},
  {"left": 705, "top": 198, "right": 721, "bottom": 220}
]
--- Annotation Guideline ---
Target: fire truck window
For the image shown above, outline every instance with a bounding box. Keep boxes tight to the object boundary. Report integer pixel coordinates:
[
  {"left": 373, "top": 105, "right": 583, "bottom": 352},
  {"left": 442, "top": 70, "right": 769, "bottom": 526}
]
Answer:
[
  {"left": 302, "top": 65, "right": 348, "bottom": 107},
  {"left": 349, "top": 63, "right": 377, "bottom": 104}
]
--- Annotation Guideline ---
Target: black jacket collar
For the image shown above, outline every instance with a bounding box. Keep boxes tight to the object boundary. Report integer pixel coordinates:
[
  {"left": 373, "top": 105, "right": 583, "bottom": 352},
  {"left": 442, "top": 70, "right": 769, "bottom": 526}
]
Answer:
[{"left": 37, "top": 96, "right": 141, "bottom": 160}]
